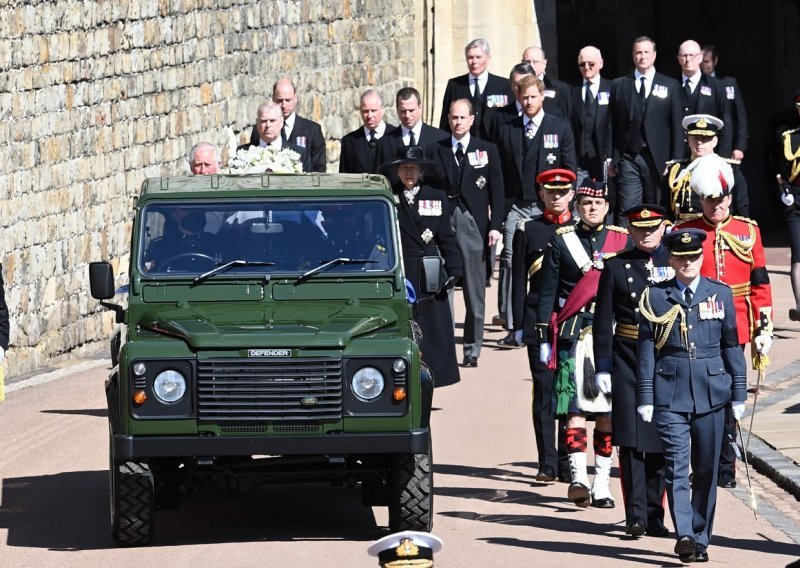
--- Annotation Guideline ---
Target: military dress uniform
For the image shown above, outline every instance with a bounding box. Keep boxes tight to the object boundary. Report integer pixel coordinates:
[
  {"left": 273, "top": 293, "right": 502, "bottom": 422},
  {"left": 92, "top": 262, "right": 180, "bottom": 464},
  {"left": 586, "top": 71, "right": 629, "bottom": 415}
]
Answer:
[
  {"left": 778, "top": 109, "right": 800, "bottom": 321},
  {"left": 535, "top": 179, "right": 629, "bottom": 505},
  {"left": 663, "top": 158, "right": 748, "bottom": 220},
  {"left": 594, "top": 205, "right": 670, "bottom": 536},
  {"left": 510, "top": 169, "right": 576, "bottom": 481},
  {"left": 637, "top": 228, "right": 747, "bottom": 561}
]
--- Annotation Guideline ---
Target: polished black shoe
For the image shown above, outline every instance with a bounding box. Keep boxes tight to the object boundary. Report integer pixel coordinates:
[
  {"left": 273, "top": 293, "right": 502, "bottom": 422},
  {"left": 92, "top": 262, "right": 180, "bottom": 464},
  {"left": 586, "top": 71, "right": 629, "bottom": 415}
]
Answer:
[
  {"left": 567, "top": 482, "right": 591, "bottom": 507},
  {"left": 462, "top": 356, "right": 478, "bottom": 368},
  {"left": 646, "top": 520, "right": 670, "bottom": 538},
  {"left": 625, "top": 517, "right": 646, "bottom": 537},
  {"left": 675, "top": 535, "right": 696, "bottom": 561},
  {"left": 592, "top": 495, "right": 616, "bottom": 508},
  {"left": 694, "top": 544, "right": 709, "bottom": 562},
  {"left": 497, "top": 334, "right": 523, "bottom": 348},
  {"left": 790, "top": 308, "right": 800, "bottom": 322},
  {"left": 534, "top": 467, "right": 556, "bottom": 482},
  {"left": 718, "top": 473, "right": 736, "bottom": 488},
  {"left": 491, "top": 315, "right": 506, "bottom": 326}
]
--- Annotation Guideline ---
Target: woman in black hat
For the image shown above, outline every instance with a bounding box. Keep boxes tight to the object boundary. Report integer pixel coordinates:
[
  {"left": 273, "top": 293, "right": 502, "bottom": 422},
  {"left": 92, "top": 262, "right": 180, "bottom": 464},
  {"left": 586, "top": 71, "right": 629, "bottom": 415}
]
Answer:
[{"left": 384, "top": 146, "right": 463, "bottom": 387}]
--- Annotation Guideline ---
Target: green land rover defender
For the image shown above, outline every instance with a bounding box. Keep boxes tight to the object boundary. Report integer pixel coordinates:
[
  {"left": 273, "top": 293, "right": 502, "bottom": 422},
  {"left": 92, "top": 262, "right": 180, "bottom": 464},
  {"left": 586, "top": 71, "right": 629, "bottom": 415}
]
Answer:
[{"left": 89, "top": 173, "right": 438, "bottom": 546}]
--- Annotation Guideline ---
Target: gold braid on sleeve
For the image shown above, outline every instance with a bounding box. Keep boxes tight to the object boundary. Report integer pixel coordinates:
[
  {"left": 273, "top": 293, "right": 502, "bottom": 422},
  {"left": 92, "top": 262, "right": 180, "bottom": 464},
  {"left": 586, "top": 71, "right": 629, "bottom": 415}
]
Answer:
[
  {"left": 638, "top": 287, "right": 688, "bottom": 350},
  {"left": 782, "top": 131, "right": 800, "bottom": 184}
]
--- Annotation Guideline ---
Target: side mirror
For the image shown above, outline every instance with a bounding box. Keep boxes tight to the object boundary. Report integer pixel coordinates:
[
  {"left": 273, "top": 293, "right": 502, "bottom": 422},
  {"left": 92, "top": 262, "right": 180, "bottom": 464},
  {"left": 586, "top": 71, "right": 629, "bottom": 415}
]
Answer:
[
  {"left": 89, "top": 261, "right": 125, "bottom": 323},
  {"left": 420, "top": 256, "right": 445, "bottom": 294},
  {"left": 89, "top": 262, "right": 116, "bottom": 299}
]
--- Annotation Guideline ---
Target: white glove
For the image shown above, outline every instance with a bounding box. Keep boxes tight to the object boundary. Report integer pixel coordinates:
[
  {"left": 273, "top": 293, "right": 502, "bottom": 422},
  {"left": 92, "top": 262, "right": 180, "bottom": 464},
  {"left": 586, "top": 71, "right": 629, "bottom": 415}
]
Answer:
[
  {"left": 754, "top": 334, "right": 772, "bottom": 355},
  {"left": 514, "top": 329, "right": 524, "bottom": 345},
  {"left": 732, "top": 401, "right": 746, "bottom": 421},
  {"left": 539, "top": 343, "right": 552, "bottom": 364},
  {"left": 0, "top": 346, "right": 4, "bottom": 363},
  {"left": 637, "top": 404, "right": 654, "bottom": 423},
  {"left": 781, "top": 193, "right": 795, "bottom": 207},
  {"left": 595, "top": 372, "right": 612, "bottom": 394}
]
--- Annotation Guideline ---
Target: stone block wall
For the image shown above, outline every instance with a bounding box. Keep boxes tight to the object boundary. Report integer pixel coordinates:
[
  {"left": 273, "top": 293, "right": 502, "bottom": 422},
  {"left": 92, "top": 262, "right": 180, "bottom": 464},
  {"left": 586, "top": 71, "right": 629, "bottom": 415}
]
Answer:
[{"left": 0, "top": 0, "right": 415, "bottom": 377}]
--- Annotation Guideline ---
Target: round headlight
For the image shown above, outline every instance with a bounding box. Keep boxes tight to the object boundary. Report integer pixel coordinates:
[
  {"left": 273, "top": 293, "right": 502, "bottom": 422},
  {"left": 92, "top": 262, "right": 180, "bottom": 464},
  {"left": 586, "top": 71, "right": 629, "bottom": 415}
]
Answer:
[
  {"left": 153, "top": 370, "right": 187, "bottom": 403},
  {"left": 132, "top": 362, "right": 147, "bottom": 376},
  {"left": 352, "top": 367, "right": 385, "bottom": 401},
  {"left": 392, "top": 359, "right": 407, "bottom": 374}
]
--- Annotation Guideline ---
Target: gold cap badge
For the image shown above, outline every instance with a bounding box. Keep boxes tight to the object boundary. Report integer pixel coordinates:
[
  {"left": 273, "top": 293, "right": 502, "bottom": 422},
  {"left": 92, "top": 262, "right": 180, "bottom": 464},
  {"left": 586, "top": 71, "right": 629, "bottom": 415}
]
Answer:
[
  {"left": 696, "top": 117, "right": 708, "bottom": 128},
  {"left": 681, "top": 232, "right": 692, "bottom": 243},
  {"left": 640, "top": 209, "right": 651, "bottom": 218}
]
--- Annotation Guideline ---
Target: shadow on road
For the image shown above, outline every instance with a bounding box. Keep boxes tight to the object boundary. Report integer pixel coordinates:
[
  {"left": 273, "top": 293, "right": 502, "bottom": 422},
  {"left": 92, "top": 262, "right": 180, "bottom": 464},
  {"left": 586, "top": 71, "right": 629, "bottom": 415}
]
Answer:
[
  {"left": 40, "top": 408, "right": 108, "bottom": 418},
  {"left": 0, "top": 471, "right": 384, "bottom": 550}
]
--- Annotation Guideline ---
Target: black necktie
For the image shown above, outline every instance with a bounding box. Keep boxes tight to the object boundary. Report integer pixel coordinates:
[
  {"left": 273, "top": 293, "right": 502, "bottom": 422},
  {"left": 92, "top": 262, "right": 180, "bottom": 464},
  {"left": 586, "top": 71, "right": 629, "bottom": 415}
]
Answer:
[
  {"left": 638, "top": 76, "right": 646, "bottom": 100},
  {"left": 684, "top": 287, "right": 693, "bottom": 304},
  {"left": 282, "top": 125, "right": 289, "bottom": 143},
  {"left": 584, "top": 82, "right": 593, "bottom": 106},
  {"left": 473, "top": 77, "right": 482, "bottom": 98},
  {"left": 683, "top": 78, "right": 692, "bottom": 100},
  {"left": 408, "top": 129, "right": 416, "bottom": 146},
  {"left": 455, "top": 142, "right": 464, "bottom": 165},
  {"left": 368, "top": 129, "right": 377, "bottom": 149}
]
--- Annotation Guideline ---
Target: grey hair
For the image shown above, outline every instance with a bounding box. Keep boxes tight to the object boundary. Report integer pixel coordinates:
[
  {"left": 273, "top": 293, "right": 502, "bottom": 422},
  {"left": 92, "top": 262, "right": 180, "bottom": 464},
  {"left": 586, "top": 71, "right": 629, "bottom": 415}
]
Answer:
[
  {"left": 188, "top": 141, "right": 220, "bottom": 164},
  {"left": 360, "top": 89, "right": 383, "bottom": 105},
  {"left": 465, "top": 38, "right": 490, "bottom": 56}
]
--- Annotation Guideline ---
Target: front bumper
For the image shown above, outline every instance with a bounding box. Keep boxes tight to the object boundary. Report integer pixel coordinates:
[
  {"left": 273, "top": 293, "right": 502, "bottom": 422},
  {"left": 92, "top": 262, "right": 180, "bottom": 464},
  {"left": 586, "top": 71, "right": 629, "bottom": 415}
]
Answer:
[{"left": 112, "top": 428, "right": 430, "bottom": 459}]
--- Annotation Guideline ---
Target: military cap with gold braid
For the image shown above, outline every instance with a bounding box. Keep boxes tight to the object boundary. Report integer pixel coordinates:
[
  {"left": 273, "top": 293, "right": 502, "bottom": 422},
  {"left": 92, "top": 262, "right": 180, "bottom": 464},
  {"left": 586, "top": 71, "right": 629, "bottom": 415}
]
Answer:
[
  {"left": 368, "top": 531, "right": 443, "bottom": 567},
  {"left": 536, "top": 167, "right": 576, "bottom": 190},
  {"left": 663, "top": 227, "right": 707, "bottom": 256},
  {"left": 622, "top": 203, "right": 666, "bottom": 228},
  {"left": 682, "top": 113, "right": 724, "bottom": 137}
]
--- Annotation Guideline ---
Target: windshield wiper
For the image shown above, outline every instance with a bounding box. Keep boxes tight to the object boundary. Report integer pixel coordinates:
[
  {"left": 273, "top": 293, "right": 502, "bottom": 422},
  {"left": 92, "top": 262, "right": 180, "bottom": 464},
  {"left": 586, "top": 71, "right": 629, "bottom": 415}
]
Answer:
[
  {"left": 191, "top": 260, "right": 275, "bottom": 287},
  {"left": 294, "top": 258, "right": 377, "bottom": 285}
]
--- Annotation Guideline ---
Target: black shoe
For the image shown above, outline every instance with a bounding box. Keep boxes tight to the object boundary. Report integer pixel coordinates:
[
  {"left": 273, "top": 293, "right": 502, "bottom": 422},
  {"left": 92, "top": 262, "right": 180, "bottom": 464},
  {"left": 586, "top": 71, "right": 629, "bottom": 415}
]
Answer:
[
  {"left": 534, "top": 467, "right": 556, "bottom": 482},
  {"left": 790, "top": 308, "right": 800, "bottom": 322},
  {"left": 592, "top": 495, "right": 616, "bottom": 508},
  {"left": 568, "top": 482, "right": 591, "bottom": 507},
  {"left": 557, "top": 469, "right": 572, "bottom": 483},
  {"left": 694, "top": 544, "right": 709, "bottom": 562},
  {"left": 491, "top": 315, "right": 506, "bottom": 326},
  {"left": 646, "top": 520, "right": 670, "bottom": 538},
  {"left": 625, "top": 518, "right": 646, "bottom": 537},
  {"left": 718, "top": 473, "right": 736, "bottom": 488},
  {"left": 497, "top": 334, "right": 523, "bottom": 348},
  {"left": 462, "top": 356, "right": 478, "bottom": 368},
  {"left": 675, "top": 535, "right": 696, "bottom": 561}
]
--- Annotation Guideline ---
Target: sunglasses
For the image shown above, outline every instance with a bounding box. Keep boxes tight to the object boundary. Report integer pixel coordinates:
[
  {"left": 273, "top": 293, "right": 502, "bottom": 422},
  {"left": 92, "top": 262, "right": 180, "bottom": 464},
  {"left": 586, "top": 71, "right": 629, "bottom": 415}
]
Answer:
[{"left": 578, "top": 62, "right": 596, "bottom": 68}]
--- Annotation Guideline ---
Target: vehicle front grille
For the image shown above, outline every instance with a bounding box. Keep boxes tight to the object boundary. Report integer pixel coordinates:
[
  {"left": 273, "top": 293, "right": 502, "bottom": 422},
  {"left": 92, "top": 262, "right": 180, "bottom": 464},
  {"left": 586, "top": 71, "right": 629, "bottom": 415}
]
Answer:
[{"left": 197, "top": 357, "right": 343, "bottom": 422}]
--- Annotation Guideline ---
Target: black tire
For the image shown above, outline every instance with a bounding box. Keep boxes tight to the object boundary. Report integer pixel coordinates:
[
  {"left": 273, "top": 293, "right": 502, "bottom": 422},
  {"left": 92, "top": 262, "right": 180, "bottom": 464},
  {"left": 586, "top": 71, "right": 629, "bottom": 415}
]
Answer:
[
  {"left": 389, "top": 438, "right": 433, "bottom": 531},
  {"left": 111, "top": 460, "right": 155, "bottom": 546}
]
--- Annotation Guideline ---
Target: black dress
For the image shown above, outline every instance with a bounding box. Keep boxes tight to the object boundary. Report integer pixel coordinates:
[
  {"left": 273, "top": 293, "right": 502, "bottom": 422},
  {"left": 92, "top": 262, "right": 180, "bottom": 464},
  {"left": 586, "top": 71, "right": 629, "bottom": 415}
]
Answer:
[{"left": 394, "top": 182, "right": 463, "bottom": 387}]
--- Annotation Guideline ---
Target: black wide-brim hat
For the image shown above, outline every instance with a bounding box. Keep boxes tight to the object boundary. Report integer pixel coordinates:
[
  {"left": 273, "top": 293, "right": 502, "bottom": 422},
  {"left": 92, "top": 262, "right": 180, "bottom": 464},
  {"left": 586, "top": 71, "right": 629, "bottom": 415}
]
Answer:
[{"left": 380, "top": 145, "right": 438, "bottom": 172}]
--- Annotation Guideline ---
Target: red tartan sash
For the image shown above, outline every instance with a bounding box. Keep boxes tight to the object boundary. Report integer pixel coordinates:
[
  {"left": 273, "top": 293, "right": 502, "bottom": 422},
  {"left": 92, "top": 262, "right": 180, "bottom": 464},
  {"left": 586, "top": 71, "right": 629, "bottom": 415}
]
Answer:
[{"left": 547, "top": 229, "right": 628, "bottom": 369}]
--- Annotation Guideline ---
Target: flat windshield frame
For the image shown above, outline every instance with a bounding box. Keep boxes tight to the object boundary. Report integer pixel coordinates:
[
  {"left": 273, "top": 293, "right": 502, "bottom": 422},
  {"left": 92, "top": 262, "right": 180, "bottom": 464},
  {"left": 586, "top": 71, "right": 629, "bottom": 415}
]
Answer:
[{"left": 137, "top": 198, "right": 397, "bottom": 278}]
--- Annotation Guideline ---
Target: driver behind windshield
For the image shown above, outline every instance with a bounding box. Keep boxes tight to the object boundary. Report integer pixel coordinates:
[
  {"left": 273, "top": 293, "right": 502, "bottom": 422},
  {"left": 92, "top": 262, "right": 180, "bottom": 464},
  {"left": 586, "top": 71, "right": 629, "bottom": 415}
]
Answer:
[{"left": 144, "top": 209, "right": 220, "bottom": 272}]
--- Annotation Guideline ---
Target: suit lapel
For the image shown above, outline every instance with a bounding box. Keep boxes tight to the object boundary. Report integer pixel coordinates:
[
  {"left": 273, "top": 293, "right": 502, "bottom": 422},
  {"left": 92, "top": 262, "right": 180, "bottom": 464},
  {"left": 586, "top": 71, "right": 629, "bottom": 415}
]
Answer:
[{"left": 437, "top": 142, "right": 458, "bottom": 188}]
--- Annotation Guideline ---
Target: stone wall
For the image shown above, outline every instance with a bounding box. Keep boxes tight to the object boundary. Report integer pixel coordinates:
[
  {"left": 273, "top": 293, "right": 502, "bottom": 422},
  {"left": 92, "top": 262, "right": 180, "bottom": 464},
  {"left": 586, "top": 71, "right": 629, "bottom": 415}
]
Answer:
[{"left": 0, "top": 0, "right": 415, "bottom": 376}]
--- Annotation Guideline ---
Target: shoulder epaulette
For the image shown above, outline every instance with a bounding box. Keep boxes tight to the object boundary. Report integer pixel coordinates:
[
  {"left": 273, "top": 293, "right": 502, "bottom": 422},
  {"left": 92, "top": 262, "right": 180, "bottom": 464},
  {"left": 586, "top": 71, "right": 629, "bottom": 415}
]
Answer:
[
  {"left": 708, "top": 278, "right": 728, "bottom": 287},
  {"left": 555, "top": 225, "right": 576, "bottom": 235},
  {"left": 515, "top": 217, "right": 532, "bottom": 231},
  {"left": 724, "top": 158, "right": 742, "bottom": 166},
  {"left": 732, "top": 215, "right": 757, "bottom": 226},
  {"left": 664, "top": 159, "right": 689, "bottom": 167},
  {"left": 782, "top": 127, "right": 800, "bottom": 137},
  {"left": 606, "top": 224, "right": 628, "bottom": 234}
]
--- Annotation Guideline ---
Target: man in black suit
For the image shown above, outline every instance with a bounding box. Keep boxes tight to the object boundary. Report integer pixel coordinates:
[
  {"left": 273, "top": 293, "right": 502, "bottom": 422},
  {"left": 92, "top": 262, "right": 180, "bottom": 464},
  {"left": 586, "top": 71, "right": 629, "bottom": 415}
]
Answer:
[
  {"left": 522, "top": 46, "right": 571, "bottom": 120},
  {"left": 485, "top": 62, "right": 535, "bottom": 144},
  {"left": 675, "top": 40, "right": 732, "bottom": 159},
  {"left": 339, "top": 89, "right": 395, "bottom": 174},
  {"left": 377, "top": 87, "right": 449, "bottom": 186},
  {"left": 494, "top": 74, "right": 577, "bottom": 345},
  {"left": 426, "top": 99, "right": 504, "bottom": 367},
  {"left": 438, "top": 38, "right": 515, "bottom": 140},
  {"left": 237, "top": 102, "right": 312, "bottom": 172},
  {"left": 609, "top": 35, "right": 683, "bottom": 224},
  {"left": 571, "top": 45, "right": 612, "bottom": 182},
  {"left": 701, "top": 45, "right": 747, "bottom": 161}
]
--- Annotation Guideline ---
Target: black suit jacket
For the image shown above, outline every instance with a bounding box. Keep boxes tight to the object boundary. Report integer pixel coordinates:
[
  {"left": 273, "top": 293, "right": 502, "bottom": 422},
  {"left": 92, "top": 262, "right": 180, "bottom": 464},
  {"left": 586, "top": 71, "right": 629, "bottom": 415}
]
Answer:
[
  {"left": 376, "top": 123, "right": 449, "bottom": 186},
  {"left": 236, "top": 142, "right": 313, "bottom": 173},
  {"left": 438, "top": 73, "right": 515, "bottom": 139},
  {"left": 610, "top": 72, "right": 683, "bottom": 176},
  {"left": 249, "top": 115, "right": 326, "bottom": 172},
  {"left": 495, "top": 113, "right": 577, "bottom": 214},
  {"left": 338, "top": 123, "right": 396, "bottom": 174},
  {"left": 570, "top": 77, "right": 613, "bottom": 168},
  {"left": 716, "top": 75, "right": 748, "bottom": 153},
  {"left": 541, "top": 74, "right": 572, "bottom": 120},
  {"left": 425, "top": 137, "right": 505, "bottom": 237},
  {"left": 679, "top": 73, "right": 733, "bottom": 157},
  {"left": 0, "top": 266, "right": 9, "bottom": 350}
]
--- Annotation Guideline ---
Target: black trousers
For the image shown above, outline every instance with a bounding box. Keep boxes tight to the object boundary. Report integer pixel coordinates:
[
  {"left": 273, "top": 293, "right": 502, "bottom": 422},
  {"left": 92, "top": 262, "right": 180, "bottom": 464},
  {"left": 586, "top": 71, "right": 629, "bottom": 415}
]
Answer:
[
  {"left": 718, "top": 404, "right": 737, "bottom": 476},
  {"left": 527, "top": 345, "right": 569, "bottom": 476},
  {"left": 618, "top": 447, "right": 666, "bottom": 526}
]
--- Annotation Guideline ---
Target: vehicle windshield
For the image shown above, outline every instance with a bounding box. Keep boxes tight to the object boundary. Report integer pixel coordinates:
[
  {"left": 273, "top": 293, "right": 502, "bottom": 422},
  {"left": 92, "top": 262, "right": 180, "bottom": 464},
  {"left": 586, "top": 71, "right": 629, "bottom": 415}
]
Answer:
[{"left": 138, "top": 198, "right": 396, "bottom": 276}]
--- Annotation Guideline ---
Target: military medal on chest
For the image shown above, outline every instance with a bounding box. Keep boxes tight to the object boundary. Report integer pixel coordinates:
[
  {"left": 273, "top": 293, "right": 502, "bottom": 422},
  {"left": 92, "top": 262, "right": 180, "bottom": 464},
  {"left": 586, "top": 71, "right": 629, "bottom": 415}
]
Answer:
[
  {"left": 421, "top": 228, "right": 434, "bottom": 243},
  {"left": 698, "top": 293, "right": 725, "bottom": 320},
  {"left": 417, "top": 199, "right": 442, "bottom": 216},
  {"left": 644, "top": 259, "right": 674, "bottom": 283}
]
